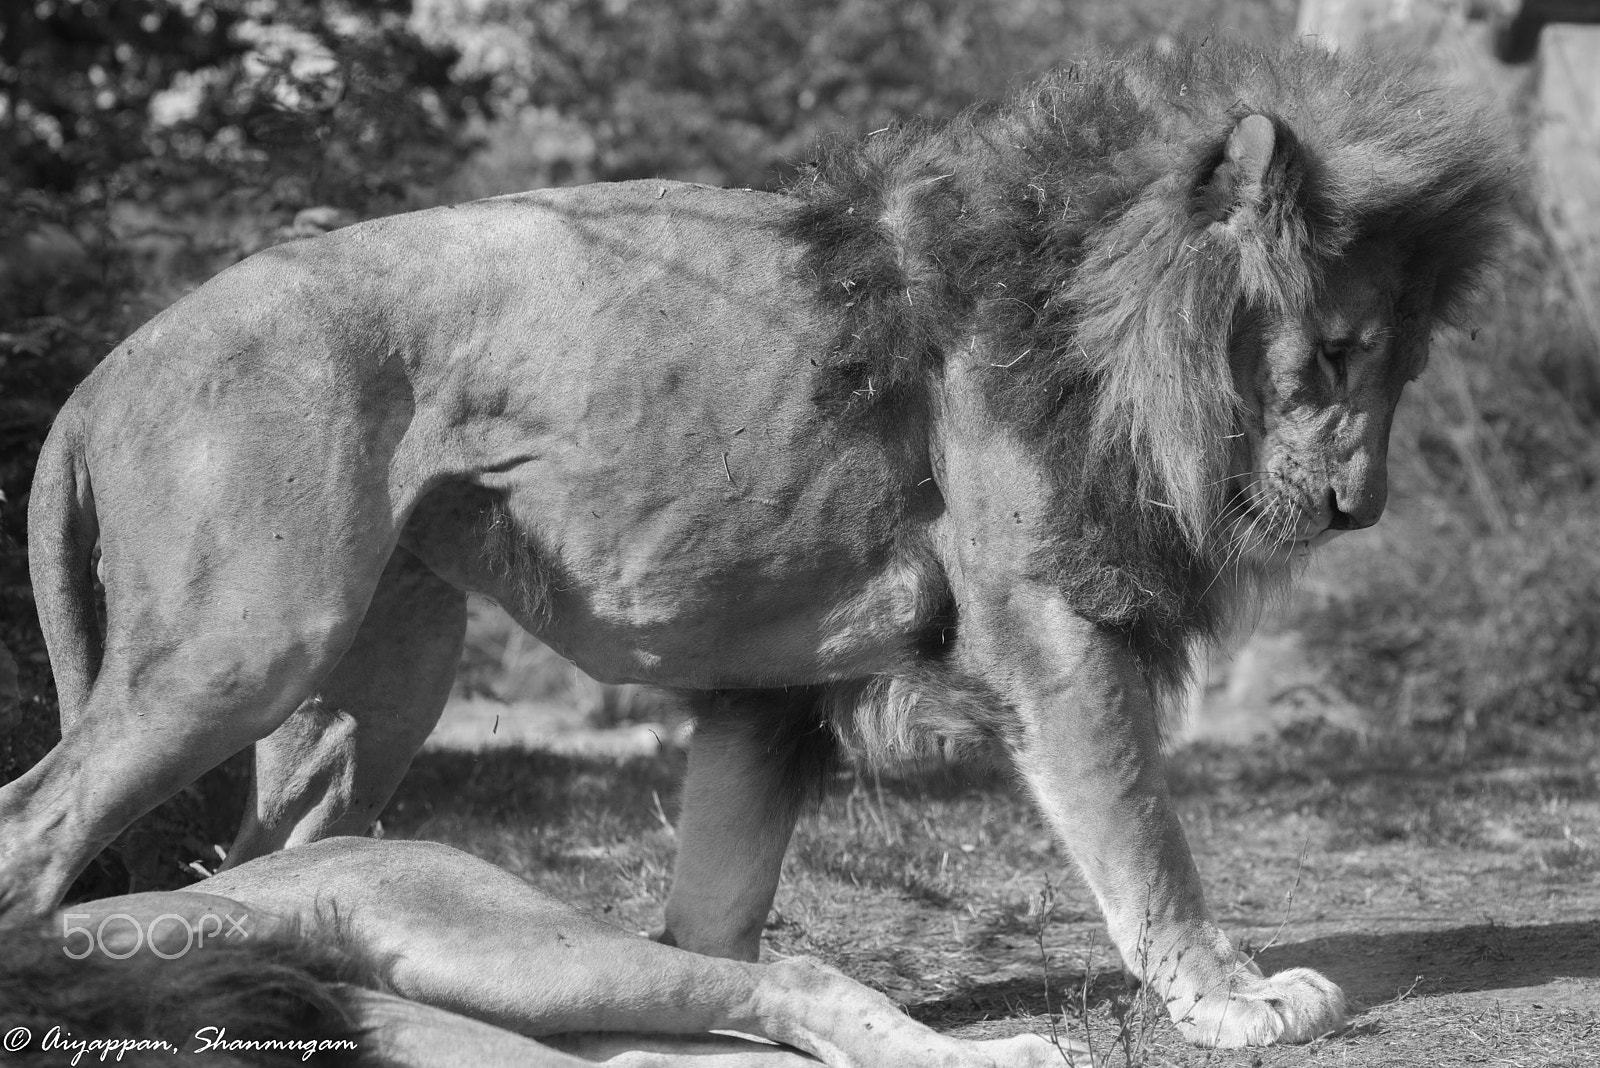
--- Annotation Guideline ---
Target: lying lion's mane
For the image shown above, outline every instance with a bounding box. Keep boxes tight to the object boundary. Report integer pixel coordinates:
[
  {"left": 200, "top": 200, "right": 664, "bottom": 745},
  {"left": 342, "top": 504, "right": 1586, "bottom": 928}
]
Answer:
[
  {"left": 784, "top": 40, "right": 1514, "bottom": 706},
  {"left": 0, "top": 913, "right": 379, "bottom": 1066}
]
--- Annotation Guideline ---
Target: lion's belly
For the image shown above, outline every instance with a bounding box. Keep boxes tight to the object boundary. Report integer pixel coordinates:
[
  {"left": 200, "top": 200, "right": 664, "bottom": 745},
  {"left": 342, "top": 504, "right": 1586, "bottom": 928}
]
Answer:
[
  {"left": 402, "top": 495, "right": 945, "bottom": 690},
  {"left": 406, "top": 442, "right": 946, "bottom": 688},
  {"left": 532, "top": 545, "right": 945, "bottom": 688},
  {"left": 400, "top": 395, "right": 947, "bottom": 689}
]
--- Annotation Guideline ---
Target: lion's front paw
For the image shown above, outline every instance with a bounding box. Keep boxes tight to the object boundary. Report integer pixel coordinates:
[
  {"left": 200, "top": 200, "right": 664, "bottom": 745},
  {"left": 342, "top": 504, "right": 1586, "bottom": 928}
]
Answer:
[{"left": 1173, "top": 966, "right": 1345, "bottom": 1047}]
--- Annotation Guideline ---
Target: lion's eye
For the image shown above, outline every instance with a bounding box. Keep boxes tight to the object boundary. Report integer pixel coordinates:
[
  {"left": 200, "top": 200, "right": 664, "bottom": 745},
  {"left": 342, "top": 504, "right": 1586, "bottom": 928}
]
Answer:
[{"left": 1314, "top": 343, "right": 1350, "bottom": 389}]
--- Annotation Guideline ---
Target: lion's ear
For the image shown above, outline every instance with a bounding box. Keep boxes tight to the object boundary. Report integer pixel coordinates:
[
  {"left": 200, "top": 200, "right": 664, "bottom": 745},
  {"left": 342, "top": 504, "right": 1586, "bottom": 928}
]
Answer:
[{"left": 1195, "top": 113, "right": 1284, "bottom": 226}]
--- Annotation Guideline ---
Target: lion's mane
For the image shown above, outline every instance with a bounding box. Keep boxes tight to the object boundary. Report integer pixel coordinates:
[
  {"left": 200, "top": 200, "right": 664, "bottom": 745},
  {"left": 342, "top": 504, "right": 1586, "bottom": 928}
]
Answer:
[
  {"left": 785, "top": 40, "right": 1515, "bottom": 706},
  {"left": 0, "top": 915, "right": 377, "bottom": 1067}
]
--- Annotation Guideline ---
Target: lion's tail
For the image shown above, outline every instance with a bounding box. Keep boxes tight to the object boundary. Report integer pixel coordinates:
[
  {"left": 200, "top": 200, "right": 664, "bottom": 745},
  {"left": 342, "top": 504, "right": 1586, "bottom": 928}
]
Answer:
[{"left": 26, "top": 396, "right": 102, "bottom": 729}]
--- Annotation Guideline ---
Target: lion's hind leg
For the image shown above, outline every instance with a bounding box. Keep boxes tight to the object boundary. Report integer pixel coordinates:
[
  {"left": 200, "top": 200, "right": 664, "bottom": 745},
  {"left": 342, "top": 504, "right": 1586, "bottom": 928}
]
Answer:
[
  {"left": 226, "top": 546, "right": 467, "bottom": 867},
  {"left": 0, "top": 493, "right": 399, "bottom": 919}
]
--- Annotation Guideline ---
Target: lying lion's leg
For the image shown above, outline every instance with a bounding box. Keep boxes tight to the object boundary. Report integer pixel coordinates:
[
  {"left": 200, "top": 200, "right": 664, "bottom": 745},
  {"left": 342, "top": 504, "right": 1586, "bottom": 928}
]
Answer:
[
  {"left": 659, "top": 691, "right": 835, "bottom": 960},
  {"left": 209, "top": 838, "right": 1075, "bottom": 1067},
  {"left": 340, "top": 989, "right": 623, "bottom": 1068},
  {"left": 968, "top": 583, "right": 1344, "bottom": 1048},
  {"left": 226, "top": 547, "right": 466, "bottom": 866}
]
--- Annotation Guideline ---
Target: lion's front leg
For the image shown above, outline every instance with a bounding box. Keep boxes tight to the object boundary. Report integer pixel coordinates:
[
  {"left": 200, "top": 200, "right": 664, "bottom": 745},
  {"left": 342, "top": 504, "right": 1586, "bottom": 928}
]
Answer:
[{"left": 974, "top": 585, "right": 1345, "bottom": 1047}]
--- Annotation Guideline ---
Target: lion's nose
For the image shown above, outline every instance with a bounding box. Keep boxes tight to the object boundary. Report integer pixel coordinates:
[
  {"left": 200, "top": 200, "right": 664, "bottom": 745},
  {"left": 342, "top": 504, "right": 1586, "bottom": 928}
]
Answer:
[{"left": 1326, "top": 489, "right": 1379, "bottom": 531}]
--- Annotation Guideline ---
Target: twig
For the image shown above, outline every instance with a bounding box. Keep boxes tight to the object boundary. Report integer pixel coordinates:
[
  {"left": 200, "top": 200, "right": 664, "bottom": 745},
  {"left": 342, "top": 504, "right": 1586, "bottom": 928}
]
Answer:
[
  {"left": 1254, "top": 837, "right": 1312, "bottom": 959},
  {"left": 990, "top": 348, "right": 1032, "bottom": 369}
]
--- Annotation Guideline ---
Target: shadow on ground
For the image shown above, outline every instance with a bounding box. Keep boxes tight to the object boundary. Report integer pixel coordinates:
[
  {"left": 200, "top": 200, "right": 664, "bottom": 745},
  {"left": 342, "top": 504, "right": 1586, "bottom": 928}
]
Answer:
[
  {"left": 909, "top": 921, "right": 1600, "bottom": 1030},
  {"left": 909, "top": 970, "right": 1125, "bottom": 1028},
  {"left": 1259, "top": 921, "right": 1600, "bottom": 1007},
  {"left": 385, "top": 746, "right": 683, "bottom": 835}
]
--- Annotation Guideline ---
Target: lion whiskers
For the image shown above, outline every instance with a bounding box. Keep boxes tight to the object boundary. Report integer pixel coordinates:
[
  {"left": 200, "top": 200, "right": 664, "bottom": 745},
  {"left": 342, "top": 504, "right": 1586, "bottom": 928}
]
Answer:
[{"left": 1194, "top": 477, "right": 1303, "bottom": 630}]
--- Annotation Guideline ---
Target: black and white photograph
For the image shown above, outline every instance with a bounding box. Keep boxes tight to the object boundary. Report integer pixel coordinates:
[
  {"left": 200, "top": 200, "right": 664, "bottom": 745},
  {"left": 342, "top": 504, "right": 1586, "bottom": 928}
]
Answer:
[{"left": 1, "top": 0, "right": 1596, "bottom": 1064}]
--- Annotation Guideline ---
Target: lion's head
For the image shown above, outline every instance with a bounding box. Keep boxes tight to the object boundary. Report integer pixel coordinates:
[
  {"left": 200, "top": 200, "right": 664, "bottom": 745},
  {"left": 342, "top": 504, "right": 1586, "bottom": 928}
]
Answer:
[
  {"left": 1195, "top": 115, "right": 1439, "bottom": 567},
  {"left": 1229, "top": 233, "right": 1421, "bottom": 556},
  {"left": 787, "top": 41, "right": 1516, "bottom": 692}
]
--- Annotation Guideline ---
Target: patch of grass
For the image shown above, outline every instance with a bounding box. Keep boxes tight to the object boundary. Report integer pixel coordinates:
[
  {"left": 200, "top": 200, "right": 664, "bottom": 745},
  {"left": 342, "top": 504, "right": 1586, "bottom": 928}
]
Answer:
[
  {"left": 790, "top": 764, "right": 1056, "bottom": 909},
  {"left": 379, "top": 746, "right": 685, "bottom": 928},
  {"left": 1303, "top": 501, "right": 1600, "bottom": 745},
  {"left": 1537, "top": 833, "right": 1600, "bottom": 879}
]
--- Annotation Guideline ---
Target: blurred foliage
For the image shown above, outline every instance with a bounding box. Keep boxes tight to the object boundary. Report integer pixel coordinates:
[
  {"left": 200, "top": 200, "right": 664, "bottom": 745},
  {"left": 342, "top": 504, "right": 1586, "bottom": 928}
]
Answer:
[
  {"left": 1, "top": 0, "right": 488, "bottom": 205},
  {"left": 420, "top": 0, "right": 1293, "bottom": 190},
  {"left": 1306, "top": 499, "right": 1600, "bottom": 746},
  {"left": 1, "top": 0, "right": 490, "bottom": 545}
]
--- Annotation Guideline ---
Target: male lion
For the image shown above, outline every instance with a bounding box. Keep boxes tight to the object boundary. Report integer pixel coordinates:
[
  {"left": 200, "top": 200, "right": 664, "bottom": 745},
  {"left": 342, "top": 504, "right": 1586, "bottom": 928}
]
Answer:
[{"left": 3, "top": 42, "right": 1511, "bottom": 1048}]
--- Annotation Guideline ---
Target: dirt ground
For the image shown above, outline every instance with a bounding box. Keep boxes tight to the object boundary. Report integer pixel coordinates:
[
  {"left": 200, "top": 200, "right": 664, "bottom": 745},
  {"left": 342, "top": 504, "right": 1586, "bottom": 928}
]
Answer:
[{"left": 388, "top": 681, "right": 1599, "bottom": 1068}]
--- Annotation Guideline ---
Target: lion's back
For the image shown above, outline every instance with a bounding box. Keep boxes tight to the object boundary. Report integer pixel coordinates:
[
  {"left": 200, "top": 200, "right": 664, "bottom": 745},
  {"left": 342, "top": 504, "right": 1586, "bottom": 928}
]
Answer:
[
  {"left": 92, "top": 180, "right": 813, "bottom": 394},
  {"left": 79, "top": 181, "right": 839, "bottom": 472}
]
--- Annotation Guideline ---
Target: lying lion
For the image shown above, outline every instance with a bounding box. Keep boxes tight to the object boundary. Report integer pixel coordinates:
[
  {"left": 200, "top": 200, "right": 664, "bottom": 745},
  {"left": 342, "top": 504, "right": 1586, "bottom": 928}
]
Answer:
[
  {"left": 1, "top": 40, "right": 1513, "bottom": 1048},
  {"left": 1, "top": 837, "right": 1071, "bottom": 1066}
]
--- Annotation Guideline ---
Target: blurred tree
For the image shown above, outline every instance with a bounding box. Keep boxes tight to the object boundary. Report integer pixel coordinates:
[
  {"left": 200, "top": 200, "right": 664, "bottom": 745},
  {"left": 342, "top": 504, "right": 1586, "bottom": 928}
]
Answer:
[
  {"left": 1, "top": 0, "right": 491, "bottom": 546},
  {"left": 0, "top": 0, "right": 492, "bottom": 898},
  {"left": 419, "top": 0, "right": 1295, "bottom": 190},
  {"left": 1, "top": 0, "right": 489, "bottom": 210}
]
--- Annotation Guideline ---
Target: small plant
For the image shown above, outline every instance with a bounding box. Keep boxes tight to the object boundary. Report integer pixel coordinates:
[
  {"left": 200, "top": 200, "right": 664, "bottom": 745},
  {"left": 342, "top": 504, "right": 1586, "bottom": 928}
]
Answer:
[{"left": 1030, "top": 876, "right": 1161, "bottom": 1068}]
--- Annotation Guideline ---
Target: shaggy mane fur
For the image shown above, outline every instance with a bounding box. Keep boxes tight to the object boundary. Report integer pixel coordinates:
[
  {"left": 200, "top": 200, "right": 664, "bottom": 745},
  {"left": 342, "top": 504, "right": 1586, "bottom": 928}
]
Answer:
[
  {"left": 0, "top": 916, "right": 377, "bottom": 1066},
  {"left": 784, "top": 40, "right": 1516, "bottom": 701}
]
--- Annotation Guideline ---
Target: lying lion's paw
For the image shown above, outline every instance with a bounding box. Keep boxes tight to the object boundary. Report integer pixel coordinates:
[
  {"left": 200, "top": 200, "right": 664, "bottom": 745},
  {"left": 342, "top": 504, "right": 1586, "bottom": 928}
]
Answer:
[
  {"left": 971, "top": 1032, "right": 1088, "bottom": 1067},
  {"left": 1174, "top": 966, "right": 1346, "bottom": 1048}
]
